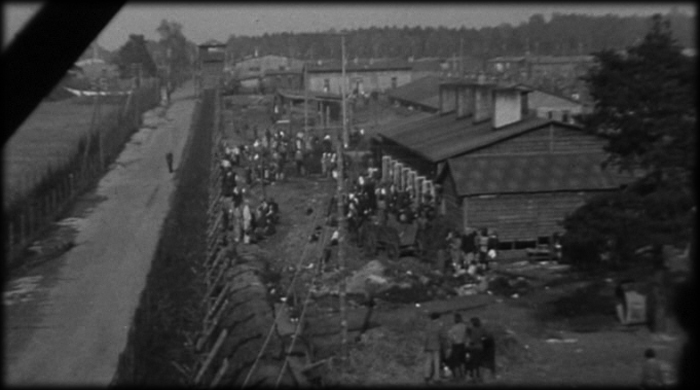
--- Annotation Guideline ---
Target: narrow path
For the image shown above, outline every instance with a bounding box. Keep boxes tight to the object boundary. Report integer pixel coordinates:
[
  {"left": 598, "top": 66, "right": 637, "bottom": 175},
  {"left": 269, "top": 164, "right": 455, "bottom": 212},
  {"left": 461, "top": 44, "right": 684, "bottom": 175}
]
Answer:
[{"left": 3, "top": 82, "right": 197, "bottom": 385}]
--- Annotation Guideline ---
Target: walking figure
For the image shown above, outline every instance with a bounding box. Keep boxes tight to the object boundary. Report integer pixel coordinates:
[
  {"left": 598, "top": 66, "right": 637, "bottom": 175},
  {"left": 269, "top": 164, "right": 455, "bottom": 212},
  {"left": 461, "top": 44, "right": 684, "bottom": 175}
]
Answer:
[{"left": 166, "top": 152, "right": 174, "bottom": 173}]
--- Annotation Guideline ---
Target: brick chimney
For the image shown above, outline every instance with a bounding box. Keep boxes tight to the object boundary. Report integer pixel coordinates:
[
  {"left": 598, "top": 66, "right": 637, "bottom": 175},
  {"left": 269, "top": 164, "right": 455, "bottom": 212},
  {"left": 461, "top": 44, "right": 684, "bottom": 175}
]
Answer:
[
  {"left": 492, "top": 86, "right": 531, "bottom": 129},
  {"left": 456, "top": 83, "right": 475, "bottom": 119},
  {"left": 473, "top": 84, "right": 494, "bottom": 123},
  {"left": 438, "top": 84, "right": 457, "bottom": 114}
]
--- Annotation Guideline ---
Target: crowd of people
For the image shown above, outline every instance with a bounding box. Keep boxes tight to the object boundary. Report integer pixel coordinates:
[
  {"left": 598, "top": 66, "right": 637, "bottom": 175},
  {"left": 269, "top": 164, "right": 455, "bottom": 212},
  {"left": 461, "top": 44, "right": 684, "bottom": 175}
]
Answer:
[
  {"left": 343, "top": 167, "right": 439, "bottom": 241},
  {"left": 341, "top": 163, "right": 501, "bottom": 276},
  {"left": 218, "top": 138, "right": 279, "bottom": 245},
  {"left": 445, "top": 227, "right": 500, "bottom": 277}
]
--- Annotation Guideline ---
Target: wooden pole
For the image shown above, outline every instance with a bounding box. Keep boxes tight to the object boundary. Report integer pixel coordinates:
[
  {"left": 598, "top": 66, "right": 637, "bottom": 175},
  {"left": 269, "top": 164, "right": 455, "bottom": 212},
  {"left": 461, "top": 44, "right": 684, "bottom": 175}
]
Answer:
[
  {"left": 304, "top": 64, "right": 308, "bottom": 142},
  {"left": 341, "top": 34, "right": 349, "bottom": 148},
  {"left": 338, "top": 33, "right": 349, "bottom": 363}
]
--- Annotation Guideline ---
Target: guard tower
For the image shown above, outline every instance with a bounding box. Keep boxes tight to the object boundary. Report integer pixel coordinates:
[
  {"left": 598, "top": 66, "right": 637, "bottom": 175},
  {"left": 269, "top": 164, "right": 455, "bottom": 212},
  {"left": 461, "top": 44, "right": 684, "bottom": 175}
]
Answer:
[{"left": 197, "top": 40, "right": 226, "bottom": 93}]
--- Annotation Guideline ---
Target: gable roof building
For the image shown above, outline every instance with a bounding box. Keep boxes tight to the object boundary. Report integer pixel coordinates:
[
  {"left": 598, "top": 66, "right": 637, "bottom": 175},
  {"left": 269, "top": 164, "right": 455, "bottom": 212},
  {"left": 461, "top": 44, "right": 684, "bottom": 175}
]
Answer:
[{"left": 376, "top": 76, "right": 634, "bottom": 245}]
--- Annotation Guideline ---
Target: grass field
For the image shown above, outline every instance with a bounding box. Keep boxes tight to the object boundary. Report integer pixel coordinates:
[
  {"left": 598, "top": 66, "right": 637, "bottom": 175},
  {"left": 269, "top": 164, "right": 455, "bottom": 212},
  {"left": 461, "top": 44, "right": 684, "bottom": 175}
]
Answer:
[{"left": 3, "top": 97, "right": 123, "bottom": 206}]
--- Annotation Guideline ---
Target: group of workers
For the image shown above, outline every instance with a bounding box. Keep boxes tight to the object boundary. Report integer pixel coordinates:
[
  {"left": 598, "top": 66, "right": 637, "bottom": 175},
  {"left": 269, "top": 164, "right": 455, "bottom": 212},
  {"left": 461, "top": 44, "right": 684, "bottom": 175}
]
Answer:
[
  {"left": 343, "top": 168, "right": 440, "bottom": 236},
  {"left": 445, "top": 227, "right": 500, "bottom": 277}
]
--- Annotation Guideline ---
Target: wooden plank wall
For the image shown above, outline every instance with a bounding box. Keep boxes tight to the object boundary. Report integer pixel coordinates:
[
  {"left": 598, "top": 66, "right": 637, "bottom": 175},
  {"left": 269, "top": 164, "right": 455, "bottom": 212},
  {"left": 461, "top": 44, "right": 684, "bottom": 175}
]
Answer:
[{"left": 463, "top": 191, "right": 600, "bottom": 242}]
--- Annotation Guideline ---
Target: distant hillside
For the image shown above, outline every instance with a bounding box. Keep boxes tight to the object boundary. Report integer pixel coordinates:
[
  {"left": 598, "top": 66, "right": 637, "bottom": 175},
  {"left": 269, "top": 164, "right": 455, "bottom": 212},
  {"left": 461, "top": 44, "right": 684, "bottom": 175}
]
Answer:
[{"left": 225, "top": 10, "right": 695, "bottom": 62}]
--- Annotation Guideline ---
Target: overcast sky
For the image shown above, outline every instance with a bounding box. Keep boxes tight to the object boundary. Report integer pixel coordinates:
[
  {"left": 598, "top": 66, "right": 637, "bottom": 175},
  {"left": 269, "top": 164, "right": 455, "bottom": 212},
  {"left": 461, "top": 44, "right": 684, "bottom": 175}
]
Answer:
[{"left": 3, "top": 2, "right": 695, "bottom": 51}]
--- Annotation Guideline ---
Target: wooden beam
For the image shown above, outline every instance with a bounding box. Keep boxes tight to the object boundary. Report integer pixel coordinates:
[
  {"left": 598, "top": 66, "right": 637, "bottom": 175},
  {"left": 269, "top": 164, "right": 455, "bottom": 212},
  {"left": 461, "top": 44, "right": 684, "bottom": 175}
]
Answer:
[{"left": 194, "top": 329, "right": 228, "bottom": 385}]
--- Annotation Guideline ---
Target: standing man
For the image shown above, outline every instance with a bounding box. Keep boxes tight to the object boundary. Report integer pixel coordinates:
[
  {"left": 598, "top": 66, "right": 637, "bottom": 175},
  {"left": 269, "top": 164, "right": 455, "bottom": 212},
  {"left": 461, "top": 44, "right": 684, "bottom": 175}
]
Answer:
[
  {"left": 424, "top": 312, "right": 445, "bottom": 384},
  {"left": 295, "top": 148, "right": 305, "bottom": 177},
  {"left": 165, "top": 152, "right": 174, "bottom": 173},
  {"left": 447, "top": 313, "right": 468, "bottom": 381}
]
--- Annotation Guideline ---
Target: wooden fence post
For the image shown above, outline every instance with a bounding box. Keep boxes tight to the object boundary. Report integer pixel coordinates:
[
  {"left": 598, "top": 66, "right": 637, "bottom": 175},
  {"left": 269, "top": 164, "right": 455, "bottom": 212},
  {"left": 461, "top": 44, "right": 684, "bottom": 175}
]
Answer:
[{"left": 19, "top": 212, "right": 26, "bottom": 249}]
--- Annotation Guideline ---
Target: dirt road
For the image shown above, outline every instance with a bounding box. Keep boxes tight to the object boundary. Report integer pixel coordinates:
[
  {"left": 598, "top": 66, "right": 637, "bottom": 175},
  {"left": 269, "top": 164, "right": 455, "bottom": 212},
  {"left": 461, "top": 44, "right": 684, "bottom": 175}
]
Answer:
[{"left": 3, "top": 83, "right": 197, "bottom": 385}]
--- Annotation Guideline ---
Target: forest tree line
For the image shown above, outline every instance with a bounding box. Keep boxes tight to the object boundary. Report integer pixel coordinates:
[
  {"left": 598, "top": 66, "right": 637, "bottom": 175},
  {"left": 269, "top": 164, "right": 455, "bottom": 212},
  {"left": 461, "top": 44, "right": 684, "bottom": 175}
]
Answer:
[{"left": 224, "top": 10, "right": 695, "bottom": 61}]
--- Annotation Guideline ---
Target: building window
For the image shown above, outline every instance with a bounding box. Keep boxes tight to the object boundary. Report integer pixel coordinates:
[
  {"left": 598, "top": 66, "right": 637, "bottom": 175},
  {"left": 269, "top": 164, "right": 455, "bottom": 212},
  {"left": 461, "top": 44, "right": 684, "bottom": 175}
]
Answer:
[
  {"left": 548, "top": 111, "right": 554, "bottom": 119},
  {"left": 323, "top": 79, "right": 330, "bottom": 92},
  {"left": 249, "top": 66, "right": 260, "bottom": 72},
  {"left": 391, "top": 76, "right": 397, "bottom": 89}
]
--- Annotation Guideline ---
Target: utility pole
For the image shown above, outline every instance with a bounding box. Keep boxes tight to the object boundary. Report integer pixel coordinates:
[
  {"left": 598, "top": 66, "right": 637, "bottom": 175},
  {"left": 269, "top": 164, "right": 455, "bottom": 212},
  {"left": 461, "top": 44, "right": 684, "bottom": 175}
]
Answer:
[
  {"left": 337, "top": 33, "right": 349, "bottom": 364},
  {"left": 304, "top": 63, "right": 308, "bottom": 142},
  {"left": 341, "top": 34, "right": 349, "bottom": 148}
]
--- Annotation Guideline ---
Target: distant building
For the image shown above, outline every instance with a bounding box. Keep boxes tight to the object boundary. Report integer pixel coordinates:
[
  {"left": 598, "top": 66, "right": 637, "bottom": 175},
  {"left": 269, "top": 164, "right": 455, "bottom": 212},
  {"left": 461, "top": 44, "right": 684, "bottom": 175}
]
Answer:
[
  {"left": 519, "top": 84, "right": 587, "bottom": 124},
  {"left": 234, "top": 55, "right": 305, "bottom": 81},
  {"left": 376, "top": 76, "right": 634, "bottom": 247},
  {"left": 409, "top": 57, "right": 444, "bottom": 80},
  {"left": 273, "top": 89, "right": 343, "bottom": 129},
  {"left": 74, "top": 43, "right": 118, "bottom": 81},
  {"left": 305, "top": 58, "right": 413, "bottom": 95},
  {"left": 487, "top": 55, "right": 594, "bottom": 102},
  {"left": 386, "top": 75, "right": 453, "bottom": 113},
  {"left": 442, "top": 55, "right": 486, "bottom": 77},
  {"left": 260, "top": 69, "right": 304, "bottom": 93},
  {"left": 487, "top": 55, "right": 594, "bottom": 78}
]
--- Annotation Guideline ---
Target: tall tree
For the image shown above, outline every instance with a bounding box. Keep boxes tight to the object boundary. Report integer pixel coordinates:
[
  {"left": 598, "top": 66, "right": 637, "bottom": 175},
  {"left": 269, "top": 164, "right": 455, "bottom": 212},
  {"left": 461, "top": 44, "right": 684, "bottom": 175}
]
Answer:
[
  {"left": 564, "top": 14, "right": 695, "bottom": 264},
  {"left": 156, "top": 19, "right": 194, "bottom": 87},
  {"left": 112, "top": 34, "right": 157, "bottom": 79}
]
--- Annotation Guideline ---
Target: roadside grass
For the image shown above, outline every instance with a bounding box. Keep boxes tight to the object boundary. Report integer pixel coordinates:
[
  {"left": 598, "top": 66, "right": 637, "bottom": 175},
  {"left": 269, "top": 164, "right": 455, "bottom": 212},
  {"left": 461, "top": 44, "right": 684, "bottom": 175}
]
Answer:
[{"left": 3, "top": 98, "right": 122, "bottom": 201}]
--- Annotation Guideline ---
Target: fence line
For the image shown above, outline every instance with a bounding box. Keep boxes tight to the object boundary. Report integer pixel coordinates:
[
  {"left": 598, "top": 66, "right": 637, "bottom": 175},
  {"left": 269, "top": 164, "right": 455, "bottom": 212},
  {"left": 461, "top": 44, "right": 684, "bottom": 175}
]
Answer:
[{"left": 4, "top": 79, "right": 162, "bottom": 266}]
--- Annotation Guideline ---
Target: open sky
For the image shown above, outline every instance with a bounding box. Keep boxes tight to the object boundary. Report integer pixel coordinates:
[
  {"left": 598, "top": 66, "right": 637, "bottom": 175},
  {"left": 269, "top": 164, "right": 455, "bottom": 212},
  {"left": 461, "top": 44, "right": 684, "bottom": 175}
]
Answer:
[{"left": 3, "top": 2, "right": 695, "bottom": 51}]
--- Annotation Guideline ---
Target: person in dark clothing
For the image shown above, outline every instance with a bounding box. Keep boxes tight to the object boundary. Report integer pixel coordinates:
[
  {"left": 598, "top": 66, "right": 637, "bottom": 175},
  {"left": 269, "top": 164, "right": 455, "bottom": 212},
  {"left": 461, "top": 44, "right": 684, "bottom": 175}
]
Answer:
[
  {"left": 641, "top": 348, "right": 666, "bottom": 388},
  {"left": 461, "top": 229, "right": 477, "bottom": 265},
  {"left": 245, "top": 166, "right": 253, "bottom": 185},
  {"left": 222, "top": 171, "right": 236, "bottom": 196},
  {"left": 447, "top": 313, "right": 468, "bottom": 381},
  {"left": 424, "top": 312, "right": 445, "bottom": 383},
  {"left": 165, "top": 152, "right": 174, "bottom": 173}
]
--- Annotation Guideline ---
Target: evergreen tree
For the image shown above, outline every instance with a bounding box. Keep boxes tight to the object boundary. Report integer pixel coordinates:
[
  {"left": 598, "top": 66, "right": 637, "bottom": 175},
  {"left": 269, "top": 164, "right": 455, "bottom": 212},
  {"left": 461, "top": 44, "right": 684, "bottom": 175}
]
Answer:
[
  {"left": 156, "top": 20, "right": 194, "bottom": 87},
  {"left": 563, "top": 15, "right": 695, "bottom": 265}
]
